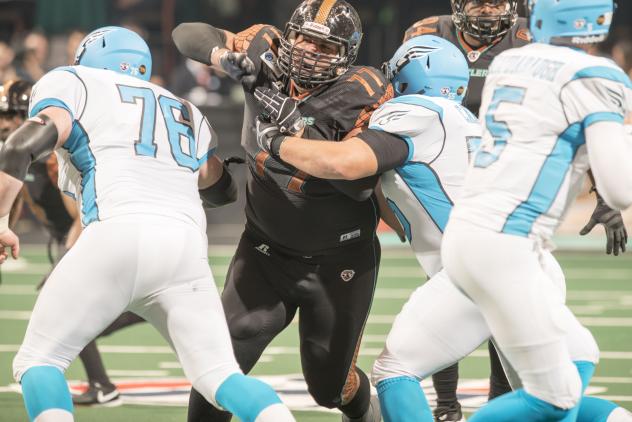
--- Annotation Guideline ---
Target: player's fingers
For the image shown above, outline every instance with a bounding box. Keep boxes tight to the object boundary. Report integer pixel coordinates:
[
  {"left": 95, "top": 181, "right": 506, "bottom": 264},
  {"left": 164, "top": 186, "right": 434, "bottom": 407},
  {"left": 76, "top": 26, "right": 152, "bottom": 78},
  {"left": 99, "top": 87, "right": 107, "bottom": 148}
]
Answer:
[
  {"left": 606, "top": 230, "right": 613, "bottom": 255},
  {"left": 579, "top": 219, "right": 596, "bottom": 235},
  {"left": 11, "top": 239, "right": 19, "bottom": 259}
]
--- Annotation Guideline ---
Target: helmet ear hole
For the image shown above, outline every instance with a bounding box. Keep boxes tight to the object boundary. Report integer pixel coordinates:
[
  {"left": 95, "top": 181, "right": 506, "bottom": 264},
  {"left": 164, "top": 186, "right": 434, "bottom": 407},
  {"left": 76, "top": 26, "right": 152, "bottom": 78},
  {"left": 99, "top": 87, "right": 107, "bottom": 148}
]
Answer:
[{"left": 399, "top": 82, "right": 408, "bottom": 94}]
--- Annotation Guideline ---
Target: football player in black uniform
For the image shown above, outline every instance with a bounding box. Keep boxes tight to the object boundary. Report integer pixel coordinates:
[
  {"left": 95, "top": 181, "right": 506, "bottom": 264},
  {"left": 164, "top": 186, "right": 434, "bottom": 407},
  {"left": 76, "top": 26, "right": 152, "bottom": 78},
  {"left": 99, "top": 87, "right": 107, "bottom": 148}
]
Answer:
[
  {"left": 172, "top": 1, "right": 395, "bottom": 421},
  {"left": 0, "top": 79, "right": 145, "bottom": 406},
  {"left": 402, "top": 2, "right": 627, "bottom": 420},
  {"left": 404, "top": 0, "right": 530, "bottom": 117}
]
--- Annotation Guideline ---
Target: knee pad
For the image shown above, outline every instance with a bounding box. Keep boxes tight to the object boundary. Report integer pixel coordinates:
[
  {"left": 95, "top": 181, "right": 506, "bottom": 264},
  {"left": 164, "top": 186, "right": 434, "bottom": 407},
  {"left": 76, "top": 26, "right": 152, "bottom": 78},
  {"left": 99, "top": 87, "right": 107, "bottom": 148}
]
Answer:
[
  {"left": 522, "top": 360, "right": 582, "bottom": 410},
  {"left": 13, "top": 349, "right": 66, "bottom": 383},
  {"left": 372, "top": 350, "right": 413, "bottom": 387}
]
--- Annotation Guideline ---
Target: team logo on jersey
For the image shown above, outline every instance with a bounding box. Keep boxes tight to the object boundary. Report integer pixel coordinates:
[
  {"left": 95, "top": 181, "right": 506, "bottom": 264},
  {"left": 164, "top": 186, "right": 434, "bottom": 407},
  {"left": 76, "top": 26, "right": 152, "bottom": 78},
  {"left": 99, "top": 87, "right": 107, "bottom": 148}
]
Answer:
[
  {"left": 467, "top": 50, "right": 481, "bottom": 63},
  {"left": 255, "top": 243, "right": 271, "bottom": 256},
  {"left": 302, "top": 116, "right": 316, "bottom": 126},
  {"left": 375, "top": 110, "right": 408, "bottom": 126},
  {"left": 340, "top": 269, "right": 355, "bottom": 282}
]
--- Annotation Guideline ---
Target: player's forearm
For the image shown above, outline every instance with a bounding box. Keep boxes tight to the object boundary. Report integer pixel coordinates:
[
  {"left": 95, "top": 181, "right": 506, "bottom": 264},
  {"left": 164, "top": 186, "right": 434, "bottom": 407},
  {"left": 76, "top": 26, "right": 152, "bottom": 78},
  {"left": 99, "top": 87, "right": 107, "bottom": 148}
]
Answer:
[
  {"left": 279, "top": 137, "right": 378, "bottom": 180},
  {"left": 172, "top": 23, "right": 235, "bottom": 66},
  {"left": 0, "top": 173, "right": 24, "bottom": 217},
  {"left": 586, "top": 121, "right": 632, "bottom": 210}
]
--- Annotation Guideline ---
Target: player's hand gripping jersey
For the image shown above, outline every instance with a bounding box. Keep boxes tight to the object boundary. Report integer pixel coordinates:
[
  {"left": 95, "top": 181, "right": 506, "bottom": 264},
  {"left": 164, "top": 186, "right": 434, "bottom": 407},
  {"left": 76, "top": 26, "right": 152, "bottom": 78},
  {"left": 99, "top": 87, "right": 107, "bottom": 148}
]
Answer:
[
  {"left": 370, "top": 95, "right": 480, "bottom": 277},
  {"left": 230, "top": 24, "right": 392, "bottom": 255},
  {"left": 404, "top": 15, "right": 530, "bottom": 114},
  {"left": 451, "top": 43, "right": 632, "bottom": 240},
  {"left": 29, "top": 66, "right": 217, "bottom": 230}
]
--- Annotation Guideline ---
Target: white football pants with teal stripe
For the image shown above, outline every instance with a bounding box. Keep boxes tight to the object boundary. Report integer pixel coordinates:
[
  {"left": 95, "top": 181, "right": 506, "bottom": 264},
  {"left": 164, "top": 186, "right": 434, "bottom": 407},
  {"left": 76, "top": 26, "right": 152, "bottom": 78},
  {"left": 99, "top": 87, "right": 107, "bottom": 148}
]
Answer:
[{"left": 13, "top": 216, "right": 294, "bottom": 422}]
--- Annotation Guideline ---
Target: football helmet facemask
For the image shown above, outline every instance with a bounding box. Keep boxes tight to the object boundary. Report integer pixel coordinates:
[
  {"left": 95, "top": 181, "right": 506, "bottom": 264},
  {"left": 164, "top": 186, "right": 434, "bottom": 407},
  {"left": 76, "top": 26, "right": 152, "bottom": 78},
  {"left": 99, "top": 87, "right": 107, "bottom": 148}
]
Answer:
[
  {"left": 278, "top": 0, "right": 363, "bottom": 90},
  {"left": 452, "top": 0, "right": 519, "bottom": 43}
]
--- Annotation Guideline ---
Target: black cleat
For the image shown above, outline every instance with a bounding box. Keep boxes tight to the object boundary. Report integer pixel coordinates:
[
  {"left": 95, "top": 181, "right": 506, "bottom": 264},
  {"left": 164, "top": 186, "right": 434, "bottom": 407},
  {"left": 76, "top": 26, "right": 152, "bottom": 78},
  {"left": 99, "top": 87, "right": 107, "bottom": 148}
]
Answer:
[
  {"left": 72, "top": 382, "right": 122, "bottom": 407},
  {"left": 434, "top": 402, "right": 466, "bottom": 422}
]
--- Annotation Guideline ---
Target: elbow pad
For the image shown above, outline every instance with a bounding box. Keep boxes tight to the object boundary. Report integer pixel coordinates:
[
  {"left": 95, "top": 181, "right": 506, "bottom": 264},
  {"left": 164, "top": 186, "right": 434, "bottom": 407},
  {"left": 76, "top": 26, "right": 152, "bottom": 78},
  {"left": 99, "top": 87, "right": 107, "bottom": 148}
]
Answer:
[
  {"left": 199, "top": 164, "right": 238, "bottom": 208},
  {"left": 172, "top": 23, "right": 227, "bottom": 65},
  {"left": 0, "top": 114, "right": 58, "bottom": 181}
]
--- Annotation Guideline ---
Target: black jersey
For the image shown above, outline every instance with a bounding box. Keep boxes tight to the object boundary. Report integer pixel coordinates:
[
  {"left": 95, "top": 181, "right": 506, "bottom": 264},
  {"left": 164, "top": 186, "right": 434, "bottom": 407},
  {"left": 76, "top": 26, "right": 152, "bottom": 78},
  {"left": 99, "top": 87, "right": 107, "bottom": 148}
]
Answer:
[
  {"left": 23, "top": 158, "right": 73, "bottom": 241},
  {"left": 404, "top": 16, "right": 530, "bottom": 115},
  {"left": 234, "top": 24, "right": 394, "bottom": 256}
]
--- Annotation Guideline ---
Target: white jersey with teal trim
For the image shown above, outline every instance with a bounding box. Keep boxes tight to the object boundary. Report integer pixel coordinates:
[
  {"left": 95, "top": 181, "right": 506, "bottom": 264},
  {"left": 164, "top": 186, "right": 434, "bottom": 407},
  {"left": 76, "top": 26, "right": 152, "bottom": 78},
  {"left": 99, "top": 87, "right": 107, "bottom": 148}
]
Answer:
[
  {"left": 370, "top": 95, "right": 481, "bottom": 277},
  {"left": 450, "top": 43, "right": 632, "bottom": 241},
  {"left": 29, "top": 65, "right": 217, "bottom": 230}
]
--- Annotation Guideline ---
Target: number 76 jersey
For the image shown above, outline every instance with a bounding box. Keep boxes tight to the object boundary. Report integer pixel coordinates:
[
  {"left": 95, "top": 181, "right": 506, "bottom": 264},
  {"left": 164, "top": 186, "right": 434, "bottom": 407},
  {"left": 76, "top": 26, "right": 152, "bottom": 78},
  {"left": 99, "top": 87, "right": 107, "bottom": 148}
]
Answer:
[
  {"left": 451, "top": 43, "right": 632, "bottom": 241},
  {"left": 29, "top": 65, "right": 217, "bottom": 230}
]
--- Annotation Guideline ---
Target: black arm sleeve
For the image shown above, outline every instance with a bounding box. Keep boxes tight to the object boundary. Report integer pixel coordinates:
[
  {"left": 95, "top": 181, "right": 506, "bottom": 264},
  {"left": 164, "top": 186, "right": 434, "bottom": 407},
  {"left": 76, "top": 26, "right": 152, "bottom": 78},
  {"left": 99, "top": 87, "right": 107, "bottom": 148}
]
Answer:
[
  {"left": 199, "top": 164, "right": 238, "bottom": 208},
  {"left": 0, "top": 115, "right": 58, "bottom": 181},
  {"left": 172, "top": 23, "right": 228, "bottom": 65},
  {"left": 328, "top": 176, "right": 379, "bottom": 202},
  {"left": 357, "top": 129, "right": 410, "bottom": 173}
]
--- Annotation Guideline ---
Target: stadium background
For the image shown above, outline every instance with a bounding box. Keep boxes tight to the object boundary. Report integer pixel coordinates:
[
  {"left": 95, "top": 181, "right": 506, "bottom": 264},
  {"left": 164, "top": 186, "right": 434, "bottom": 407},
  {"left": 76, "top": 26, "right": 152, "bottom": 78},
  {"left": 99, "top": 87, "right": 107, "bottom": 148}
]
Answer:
[{"left": 1, "top": 0, "right": 632, "bottom": 420}]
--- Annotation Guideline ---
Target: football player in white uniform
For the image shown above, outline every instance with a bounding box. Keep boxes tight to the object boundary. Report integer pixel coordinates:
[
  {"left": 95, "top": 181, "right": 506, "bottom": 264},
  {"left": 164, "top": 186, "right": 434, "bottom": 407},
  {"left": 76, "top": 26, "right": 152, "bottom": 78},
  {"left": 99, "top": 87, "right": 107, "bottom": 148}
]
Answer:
[
  {"left": 254, "top": 30, "right": 632, "bottom": 422},
  {"left": 442, "top": 0, "right": 632, "bottom": 420},
  {"left": 0, "top": 27, "right": 295, "bottom": 422}
]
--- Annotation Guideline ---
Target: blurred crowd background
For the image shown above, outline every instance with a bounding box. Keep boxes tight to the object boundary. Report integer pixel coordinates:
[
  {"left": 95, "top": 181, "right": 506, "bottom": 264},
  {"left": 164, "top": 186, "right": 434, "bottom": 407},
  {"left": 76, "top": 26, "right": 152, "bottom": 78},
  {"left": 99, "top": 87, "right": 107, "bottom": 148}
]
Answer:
[
  {"left": 1, "top": 0, "right": 632, "bottom": 239},
  {"left": 1, "top": 0, "right": 631, "bottom": 108}
]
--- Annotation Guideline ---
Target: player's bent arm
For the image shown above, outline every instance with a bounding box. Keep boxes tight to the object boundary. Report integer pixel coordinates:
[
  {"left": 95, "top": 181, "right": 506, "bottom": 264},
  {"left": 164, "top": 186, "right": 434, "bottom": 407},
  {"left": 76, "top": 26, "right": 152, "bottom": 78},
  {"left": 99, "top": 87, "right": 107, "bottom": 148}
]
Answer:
[
  {"left": 280, "top": 137, "right": 379, "bottom": 180},
  {"left": 280, "top": 129, "right": 409, "bottom": 181},
  {"left": 585, "top": 120, "right": 632, "bottom": 210},
  {"left": 0, "top": 107, "right": 71, "bottom": 216},
  {"left": 172, "top": 23, "right": 236, "bottom": 66},
  {"left": 198, "top": 155, "right": 238, "bottom": 208}
]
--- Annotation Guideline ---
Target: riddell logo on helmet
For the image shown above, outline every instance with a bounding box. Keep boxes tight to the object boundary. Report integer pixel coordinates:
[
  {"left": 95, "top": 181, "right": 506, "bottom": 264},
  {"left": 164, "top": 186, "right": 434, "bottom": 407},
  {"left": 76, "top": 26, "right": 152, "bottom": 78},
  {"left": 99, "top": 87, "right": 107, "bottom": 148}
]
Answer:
[
  {"left": 302, "top": 21, "right": 331, "bottom": 35},
  {"left": 571, "top": 34, "right": 607, "bottom": 44}
]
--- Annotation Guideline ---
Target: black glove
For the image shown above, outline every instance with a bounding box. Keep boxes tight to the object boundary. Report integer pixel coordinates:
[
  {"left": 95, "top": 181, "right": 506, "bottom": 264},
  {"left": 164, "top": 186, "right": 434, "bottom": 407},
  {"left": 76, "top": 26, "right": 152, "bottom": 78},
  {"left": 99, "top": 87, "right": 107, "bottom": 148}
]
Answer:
[
  {"left": 580, "top": 191, "right": 628, "bottom": 256},
  {"left": 254, "top": 87, "right": 305, "bottom": 135},
  {"left": 217, "top": 49, "right": 256, "bottom": 87},
  {"left": 255, "top": 117, "right": 286, "bottom": 157}
]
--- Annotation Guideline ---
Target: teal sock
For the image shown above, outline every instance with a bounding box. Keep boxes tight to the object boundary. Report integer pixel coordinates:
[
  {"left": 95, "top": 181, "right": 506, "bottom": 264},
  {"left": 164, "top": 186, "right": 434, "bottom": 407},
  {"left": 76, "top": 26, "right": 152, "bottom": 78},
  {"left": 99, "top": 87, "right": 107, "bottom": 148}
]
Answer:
[
  {"left": 469, "top": 389, "right": 571, "bottom": 422},
  {"left": 21, "top": 366, "right": 73, "bottom": 422},
  {"left": 376, "top": 376, "right": 433, "bottom": 422},
  {"left": 578, "top": 397, "right": 619, "bottom": 422},
  {"left": 215, "top": 373, "right": 281, "bottom": 422}
]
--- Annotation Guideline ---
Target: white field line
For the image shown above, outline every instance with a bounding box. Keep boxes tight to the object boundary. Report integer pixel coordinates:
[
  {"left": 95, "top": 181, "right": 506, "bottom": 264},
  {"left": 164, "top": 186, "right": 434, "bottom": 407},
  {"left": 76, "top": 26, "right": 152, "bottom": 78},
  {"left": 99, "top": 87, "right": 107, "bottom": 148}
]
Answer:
[
  {"left": 106, "top": 370, "right": 170, "bottom": 377},
  {"left": 3, "top": 309, "right": 632, "bottom": 328},
  {"left": 1, "top": 344, "right": 632, "bottom": 362}
]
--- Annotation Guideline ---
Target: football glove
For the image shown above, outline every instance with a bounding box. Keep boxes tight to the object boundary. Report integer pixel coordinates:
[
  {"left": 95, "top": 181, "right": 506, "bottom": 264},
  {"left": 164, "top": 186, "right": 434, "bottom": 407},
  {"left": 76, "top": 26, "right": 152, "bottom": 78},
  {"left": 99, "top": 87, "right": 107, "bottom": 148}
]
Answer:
[
  {"left": 580, "top": 191, "right": 628, "bottom": 256},
  {"left": 254, "top": 87, "right": 305, "bottom": 135},
  {"left": 217, "top": 49, "right": 256, "bottom": 87},
  {"left": 255, "top": 117, "right": 286, "bottom": 157}
]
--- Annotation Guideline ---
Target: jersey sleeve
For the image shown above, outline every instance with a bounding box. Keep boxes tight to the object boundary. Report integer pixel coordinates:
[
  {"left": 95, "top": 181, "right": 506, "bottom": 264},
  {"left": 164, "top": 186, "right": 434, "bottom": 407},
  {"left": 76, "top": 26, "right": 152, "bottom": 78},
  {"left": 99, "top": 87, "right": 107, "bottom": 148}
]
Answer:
[
  {"left": 330, "top": 66, "right": 395, "bottom": 136},
  {"left": 29, "top": 67, "right": 87, "bottom": 120},
  {"left": 192, "top": 106, "right": 218, "bottom": 164},
  {"left": 560, "top": 66, "right": 632, "bottom": 127},
  {"left": 367, "top": 97, "right": 441, "bottom": 159},
  {"left": 233, "top": 24, "right": 282, "bottom": 83},
  {"left": 403, "top": 16, "right": 440, "bottom": 42}
]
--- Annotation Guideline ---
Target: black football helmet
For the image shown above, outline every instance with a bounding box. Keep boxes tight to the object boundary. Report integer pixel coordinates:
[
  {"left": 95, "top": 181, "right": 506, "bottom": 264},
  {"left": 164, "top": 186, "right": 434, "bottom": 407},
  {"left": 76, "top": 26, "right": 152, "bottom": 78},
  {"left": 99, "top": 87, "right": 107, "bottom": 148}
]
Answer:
[
  {"left": 278, "top": 0, "right": 363, "bottom": 89},
  {"left": 0, "top": 79, "right": 32, "bottom": 118},
  {"left": 451, "top": 0, "right": 518, "bottom": 43}
]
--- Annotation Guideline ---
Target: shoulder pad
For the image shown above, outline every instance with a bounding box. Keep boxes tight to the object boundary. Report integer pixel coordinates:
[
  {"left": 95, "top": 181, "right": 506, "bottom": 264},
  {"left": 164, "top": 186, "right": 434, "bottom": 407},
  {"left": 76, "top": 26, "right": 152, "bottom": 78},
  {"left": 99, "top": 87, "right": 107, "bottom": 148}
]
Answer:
[{"left": 403, "top": 16, "right": 440, "bottom": 41}]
